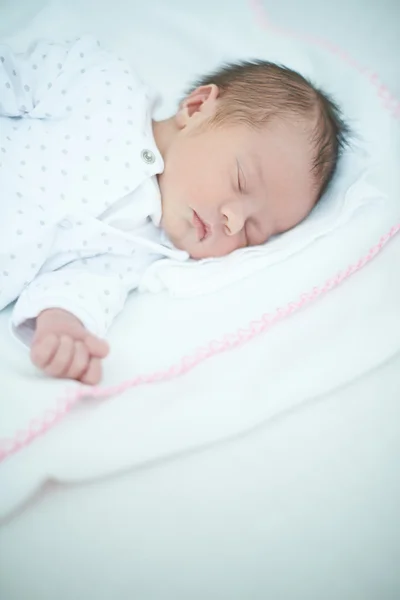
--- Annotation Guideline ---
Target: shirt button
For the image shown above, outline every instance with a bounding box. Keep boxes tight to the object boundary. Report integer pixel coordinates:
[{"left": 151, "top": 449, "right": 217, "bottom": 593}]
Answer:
[{"left": 141, "top": 149, "right": 155, "bottom": 164}]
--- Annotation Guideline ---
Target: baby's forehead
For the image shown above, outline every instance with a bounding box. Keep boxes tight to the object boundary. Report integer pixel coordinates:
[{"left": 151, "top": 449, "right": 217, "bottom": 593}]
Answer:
[
  {"left": 248, "top": 120, "right": 317, "bottom": 198},
  {"left": 246, "top": 115, "right": 315, "bottom": 160}
]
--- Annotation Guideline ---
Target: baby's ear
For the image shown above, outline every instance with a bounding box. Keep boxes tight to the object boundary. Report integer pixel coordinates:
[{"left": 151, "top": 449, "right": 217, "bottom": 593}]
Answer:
[{"left": 176, "top": 84, "right": 219, "bottom": 127}]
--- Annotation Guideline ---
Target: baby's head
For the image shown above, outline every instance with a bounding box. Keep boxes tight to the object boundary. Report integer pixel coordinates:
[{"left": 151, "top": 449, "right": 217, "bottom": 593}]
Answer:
[{"left": 154, "top": 60, "right": 349, "bottom": 259}]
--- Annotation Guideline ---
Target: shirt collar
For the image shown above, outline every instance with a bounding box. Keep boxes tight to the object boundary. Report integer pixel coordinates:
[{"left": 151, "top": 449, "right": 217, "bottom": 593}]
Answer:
[
  {"left": 142, "top": 89, "right": 188, "bottom": 258},
  {"left": 142, "top": 89, "right": 164, "bottom": 174}
]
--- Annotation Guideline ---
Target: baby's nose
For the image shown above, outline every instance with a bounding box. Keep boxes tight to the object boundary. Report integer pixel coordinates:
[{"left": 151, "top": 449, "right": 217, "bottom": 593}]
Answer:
[{"left": 222, "top": 205, "right": 245, "bottom": 236}]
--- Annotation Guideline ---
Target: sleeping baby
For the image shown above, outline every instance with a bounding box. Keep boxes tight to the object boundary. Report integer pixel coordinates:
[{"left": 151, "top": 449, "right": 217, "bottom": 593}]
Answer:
[{"left": 0, "top": 36, "right": 348, "bottom": 384}]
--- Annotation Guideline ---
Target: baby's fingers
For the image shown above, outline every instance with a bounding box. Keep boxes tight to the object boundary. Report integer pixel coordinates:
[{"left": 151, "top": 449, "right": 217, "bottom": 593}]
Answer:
[
  {"left": 31, "top": 333, "right": 59, "bottom": 369},
  {"left": 84, "top": 334, "right": 109, "bottom": 359},
  {"left": 80, "top": 357, "right": 102, "bottom": 385},
  {"left": 44, "top": 334, "right": 74, "bottom": 378},
  {"left": 66, "top": 341, "right": 90, "bottom": 381}
]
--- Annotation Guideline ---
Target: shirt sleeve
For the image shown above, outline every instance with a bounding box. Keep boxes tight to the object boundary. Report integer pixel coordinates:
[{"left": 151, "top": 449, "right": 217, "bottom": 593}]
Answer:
[
  {"left": 11, "top": 251, "right": 156, "bottom": 346},
  {"left": 0, "top": 39, "right": 71, "bottom": 118},
  {"left": 0, "top": 36, "right": 105, "bottom": 119}
]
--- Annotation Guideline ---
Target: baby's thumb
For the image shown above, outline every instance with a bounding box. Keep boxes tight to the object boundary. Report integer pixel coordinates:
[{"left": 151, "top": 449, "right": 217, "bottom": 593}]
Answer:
[{"left": 84, "top": 333, "right": 110, "bottom": 358}]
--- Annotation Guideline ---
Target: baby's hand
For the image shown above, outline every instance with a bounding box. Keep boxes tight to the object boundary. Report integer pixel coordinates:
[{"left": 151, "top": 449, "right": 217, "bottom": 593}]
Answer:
[{"left": 31, "top": 308, "right": 109, "bottom": 385}]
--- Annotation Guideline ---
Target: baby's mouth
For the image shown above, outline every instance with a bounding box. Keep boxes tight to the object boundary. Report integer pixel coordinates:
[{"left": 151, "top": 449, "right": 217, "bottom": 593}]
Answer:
[{"left": 193, "top": 210, "right": 210, "bottom": 242}]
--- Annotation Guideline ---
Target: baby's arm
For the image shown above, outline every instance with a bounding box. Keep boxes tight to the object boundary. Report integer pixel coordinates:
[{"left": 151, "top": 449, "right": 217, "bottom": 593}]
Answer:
[{"left": 13, "top": 252, "right": 155, "bottom": 384}]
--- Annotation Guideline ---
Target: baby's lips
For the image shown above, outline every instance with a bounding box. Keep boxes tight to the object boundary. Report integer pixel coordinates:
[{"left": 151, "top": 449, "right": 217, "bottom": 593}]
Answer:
[
  {"left": 193, "top": 210, "right": 212, "bottom": 241},
  {"left": 192, "top": 210, "right": 206, "bottom": 241}
]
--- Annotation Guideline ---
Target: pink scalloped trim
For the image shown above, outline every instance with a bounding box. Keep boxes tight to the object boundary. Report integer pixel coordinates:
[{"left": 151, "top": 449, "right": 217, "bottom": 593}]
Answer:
[
  {"left": 0, "top": 4, "right": 399, "bottom": 464},
  {"left": 250, "top": 0, "right": 400, "bottom": 120}
]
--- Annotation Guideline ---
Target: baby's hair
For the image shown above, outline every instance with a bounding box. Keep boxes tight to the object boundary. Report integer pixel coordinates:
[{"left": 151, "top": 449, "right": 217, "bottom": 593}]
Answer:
[{"left": 188, "top": 60, "right": 350, "bottom": 200}]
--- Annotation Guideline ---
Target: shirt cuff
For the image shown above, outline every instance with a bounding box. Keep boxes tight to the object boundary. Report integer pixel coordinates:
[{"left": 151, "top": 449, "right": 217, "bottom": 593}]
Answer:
[{"left": 11, "top": 293, "right": 103, "bottom": 347}]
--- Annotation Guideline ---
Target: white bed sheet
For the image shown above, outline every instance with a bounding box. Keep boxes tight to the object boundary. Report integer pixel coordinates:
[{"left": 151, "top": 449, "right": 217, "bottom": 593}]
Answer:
[
  {"left": 0, "top": 0, "right": 400, "bottom": 598},
  {"left": 2, "top": 350, "right": 400, "bottom": 600}
]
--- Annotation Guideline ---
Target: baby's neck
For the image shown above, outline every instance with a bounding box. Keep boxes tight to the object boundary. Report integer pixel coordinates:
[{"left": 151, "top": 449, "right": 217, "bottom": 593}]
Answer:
[{"left": 152, "top": 117, "right": 178, "bottom": 158}]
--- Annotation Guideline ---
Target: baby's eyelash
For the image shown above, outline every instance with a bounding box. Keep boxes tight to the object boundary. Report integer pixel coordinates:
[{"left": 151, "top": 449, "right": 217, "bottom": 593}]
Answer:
[{"left": 237, "top": 161, "right": 246, "bottom": 193}]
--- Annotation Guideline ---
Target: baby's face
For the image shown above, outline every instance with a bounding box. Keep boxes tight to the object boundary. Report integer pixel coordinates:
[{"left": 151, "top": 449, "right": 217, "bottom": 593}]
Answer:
[{"left": 158, "top": 112, "right": 317, "bottom": 259}]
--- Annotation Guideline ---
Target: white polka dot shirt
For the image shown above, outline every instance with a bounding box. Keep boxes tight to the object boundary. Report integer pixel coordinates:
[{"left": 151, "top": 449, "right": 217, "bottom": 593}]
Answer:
[{"left": 0, "top": 36, "right": 187, "bottom": 345}]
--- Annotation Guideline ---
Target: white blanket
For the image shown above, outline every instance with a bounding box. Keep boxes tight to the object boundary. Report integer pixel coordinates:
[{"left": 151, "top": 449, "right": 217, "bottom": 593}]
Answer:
[{"left": 0, "top": 0, "right": 399, "bottom": 521}]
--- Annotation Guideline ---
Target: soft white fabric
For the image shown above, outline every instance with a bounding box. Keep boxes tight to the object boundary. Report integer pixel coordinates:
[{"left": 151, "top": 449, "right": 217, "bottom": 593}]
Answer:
[
  {"left": 0, "top": 0, "right": 399, "bottom": 529},
  {"left": 0, "top": 36, "right": 186, "bottom": 342}
]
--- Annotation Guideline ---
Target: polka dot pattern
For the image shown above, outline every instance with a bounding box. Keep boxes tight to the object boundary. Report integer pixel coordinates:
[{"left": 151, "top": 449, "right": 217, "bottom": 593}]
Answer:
[{"left": 0, "top": 35, "right": 175, "bottom": 336}]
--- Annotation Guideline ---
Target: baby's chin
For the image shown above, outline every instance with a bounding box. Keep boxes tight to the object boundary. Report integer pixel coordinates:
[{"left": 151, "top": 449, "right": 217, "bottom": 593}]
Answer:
[
  {"left": 172, "top": 228, "right": 238, "bottom": 259},
  {"left": 170, "top": 237, "right": 203, "bottom": 259},
  {"left": 169, "top": 234, "right": 216, "bottom": 259},
  {"left": 162, "top": 222, "right": 200, "bottom": 258},
  {"left": 163, "top": 218, "right": 232, "bottom": 259},
  {"left": 183, "top": 240, "right": 233, "bottom": 260}
]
